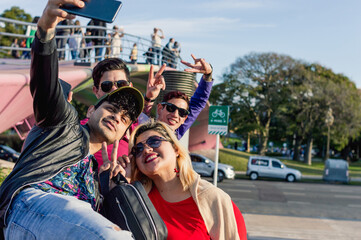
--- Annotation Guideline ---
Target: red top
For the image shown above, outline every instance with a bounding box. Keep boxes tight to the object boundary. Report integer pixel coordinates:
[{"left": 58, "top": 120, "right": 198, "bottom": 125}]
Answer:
[
  {"left": 148, "top": 186, "right": 247, "bottom": 240},
  {"left": 80, "top": 118, "right": 138, "bottom": 167}
]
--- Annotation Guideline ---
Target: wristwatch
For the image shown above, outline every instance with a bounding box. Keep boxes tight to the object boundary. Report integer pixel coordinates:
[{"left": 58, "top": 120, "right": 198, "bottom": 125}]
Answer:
[{"left": 144, "top": 95, "right": 156, "bottom": 102}]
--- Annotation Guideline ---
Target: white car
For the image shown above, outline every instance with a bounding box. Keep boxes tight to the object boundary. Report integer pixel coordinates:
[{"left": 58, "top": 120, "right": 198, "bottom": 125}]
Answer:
[
  {"left": 246, "top": 156, "right": 301, "bottom": 182},
  {"left": 190, "top": 153, "right": 235, "bottom": 182}
]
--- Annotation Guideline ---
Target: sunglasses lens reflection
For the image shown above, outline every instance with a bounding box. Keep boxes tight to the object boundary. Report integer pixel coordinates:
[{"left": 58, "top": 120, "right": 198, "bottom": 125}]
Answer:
[
  {"left": 116, "top": 80, "right": 129, "bottom": 88},
  {"left": 164, "top": 103, "right": 188, "bottom": 117},
  {"left": 133, "top": 136, "right": 165, "bottom": 157},
  {"left": 101, "top": 81, "right": 113, "bottom": 92},
  {"left": 101, "top": 80, "right": 129, "bottom": 93}
]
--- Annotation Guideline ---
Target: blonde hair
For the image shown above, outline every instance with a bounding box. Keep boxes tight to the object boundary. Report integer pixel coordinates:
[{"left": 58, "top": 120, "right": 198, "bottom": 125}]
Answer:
[{"left": 129, "top": 119, "right": 197, "bottom": 191}]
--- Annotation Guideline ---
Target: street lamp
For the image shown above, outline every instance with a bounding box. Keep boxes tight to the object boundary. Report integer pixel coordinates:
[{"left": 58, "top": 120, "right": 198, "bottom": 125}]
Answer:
[{"left": 325, "top": 107, "right": 334, "bottom": 160}]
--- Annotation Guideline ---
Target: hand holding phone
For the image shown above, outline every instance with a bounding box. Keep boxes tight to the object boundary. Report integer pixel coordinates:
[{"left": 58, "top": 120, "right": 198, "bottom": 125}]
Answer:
[{"left": 61, "top": 0, "right": 122, "bottom": 23}]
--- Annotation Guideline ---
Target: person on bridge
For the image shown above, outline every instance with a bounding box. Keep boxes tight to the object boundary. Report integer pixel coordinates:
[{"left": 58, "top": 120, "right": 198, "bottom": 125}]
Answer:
[
  {"left": 118, "top": 120, "right": 247, "bottom": 239},
  {"left": 0, "top": 1, "right": 144, "bottom": 239},
  {"left": 110, "top": 25, "right": 124, "bottom": 58},
  {"left": 161, "top": 38, "right": 175, "bottom": 66},
  {"left": 139, "top": 54, "right": 214, "bottom": 140},
  {"left": 129, "top": 43, "right": 138, "bottom": 64},
  {"left": 87, "top": 19, "right": 107, "bottom": 61},
  {"left": 151, "top": 27, "right": 165, "bottom": 65}
]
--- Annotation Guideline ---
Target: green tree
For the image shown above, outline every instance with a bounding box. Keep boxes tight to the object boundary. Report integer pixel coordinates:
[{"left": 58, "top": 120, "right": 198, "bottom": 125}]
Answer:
[
  {"left": 0, "top": 6, "right": 32, "bottom": 51},
  {"left": 283, "top": 63, "right": 361, "bottom": 164},
  {"left": 210, "top": 52, "right": 297, "bottom": 155}
]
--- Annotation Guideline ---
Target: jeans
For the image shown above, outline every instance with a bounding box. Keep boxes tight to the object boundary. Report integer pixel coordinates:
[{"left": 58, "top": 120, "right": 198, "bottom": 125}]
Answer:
[
  {"left": 153, "top": 47, "right": 161, "bottom": 65},
  {"left": 4, "top": 188, "right": 133, "bottom": 240},
  {"left": 56, "top": 38, "right": 67, "bottom": 60},
  {"left": 71, "top": 50, "right": 78, "bottom": 60}
]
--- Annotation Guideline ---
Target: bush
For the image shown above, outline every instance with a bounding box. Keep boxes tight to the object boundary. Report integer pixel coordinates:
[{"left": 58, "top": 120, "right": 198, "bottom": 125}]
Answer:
[{"left": 0, "top": 134, "right": 23, "bottom": 152}]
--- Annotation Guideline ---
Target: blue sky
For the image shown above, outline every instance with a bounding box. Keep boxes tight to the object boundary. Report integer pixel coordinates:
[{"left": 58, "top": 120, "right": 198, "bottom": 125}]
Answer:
[{"left": 1, "top": 0, "right": 361, "bottom": 86}]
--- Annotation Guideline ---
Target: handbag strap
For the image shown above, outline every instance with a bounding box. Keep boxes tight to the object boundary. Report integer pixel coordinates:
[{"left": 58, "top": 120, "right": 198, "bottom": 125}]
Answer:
[{"left": 99, "top": 170, "right": 129, "bottom": 195}]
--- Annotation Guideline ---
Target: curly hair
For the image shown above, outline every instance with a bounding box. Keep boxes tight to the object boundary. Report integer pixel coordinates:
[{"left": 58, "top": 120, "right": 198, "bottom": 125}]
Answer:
[
  {"left": 92, "top": 58, "right": 130, "bottom": 88},
  {"left": 94, "top": 91, "right": 139, "bottom": 122}
]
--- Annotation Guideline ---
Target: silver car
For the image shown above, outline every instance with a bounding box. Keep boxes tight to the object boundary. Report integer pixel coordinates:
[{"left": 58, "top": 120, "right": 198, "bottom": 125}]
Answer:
[
  {"left": 190, "top": 153, "right": 235, "bottom": 182},
  {"left": 246, "top": 156, "right": 301, "bottom": 182}
]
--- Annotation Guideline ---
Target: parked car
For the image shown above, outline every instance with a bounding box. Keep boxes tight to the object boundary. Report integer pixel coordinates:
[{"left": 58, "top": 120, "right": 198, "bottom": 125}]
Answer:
[
  {"left": 0, "top": 145, "right": 20, "bottom": 162},
  {"left": 190, "top": 153, "right": 235, "bottom": 182},
  {"left": 246, "top": 156, "right": 301, "bottom": 182},
  {"left": 323, "top": 159, "right": 349, "bottom": 183}
]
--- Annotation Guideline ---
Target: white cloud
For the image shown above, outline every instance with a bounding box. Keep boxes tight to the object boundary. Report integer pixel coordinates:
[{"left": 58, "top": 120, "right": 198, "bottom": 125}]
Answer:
[{"left": 122, "top": 17, "right": 275, "bottom": 39}]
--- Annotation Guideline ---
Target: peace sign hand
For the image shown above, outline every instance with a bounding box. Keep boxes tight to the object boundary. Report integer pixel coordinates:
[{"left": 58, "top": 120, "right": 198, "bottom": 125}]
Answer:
[
  {"left": 99, "top": 140, "right": 123, "bottom": 189},
  {"left": 181, "top": 54, "right": 212, "bottom": 75},
  {"left": 145, "top": 64, "right": 166, "bottom": 101}
]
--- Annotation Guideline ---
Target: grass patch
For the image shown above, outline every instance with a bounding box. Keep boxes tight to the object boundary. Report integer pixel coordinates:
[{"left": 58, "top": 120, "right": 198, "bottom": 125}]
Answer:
[
  {"left": 281, "top": 160, "right": 325, "bottom": 176},
  {"left": 217, "top": 149, "right": 361, "bottom": 179},
  {"left": 0, "top": 168, "right": 11, "bottom": 186},
  {"left": 219, "top": 148, "right": 251, "bottom": 171}
]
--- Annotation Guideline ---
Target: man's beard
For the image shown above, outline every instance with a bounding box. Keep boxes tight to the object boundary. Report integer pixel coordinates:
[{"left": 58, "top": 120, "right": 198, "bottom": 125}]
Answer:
[{"left": 90, "top": 120, "right": 118, "bottom": 145}]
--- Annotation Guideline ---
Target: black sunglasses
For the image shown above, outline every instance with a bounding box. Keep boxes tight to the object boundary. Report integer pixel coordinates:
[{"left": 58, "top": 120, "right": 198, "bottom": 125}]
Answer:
[
  {"left": 100, "top": 80, "right": 129, "bottom": 93},
  {"left": 131, "top": 136, "right": 169, "bottom": 158},
  {"left": 160, "top": 102, "right": 189, "bottom": 118}
]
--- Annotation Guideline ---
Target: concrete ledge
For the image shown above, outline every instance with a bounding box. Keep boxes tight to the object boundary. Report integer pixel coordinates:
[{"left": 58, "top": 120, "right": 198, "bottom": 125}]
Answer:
[{"left": 0, "top": 159, "right": 15, "bottom": 169}]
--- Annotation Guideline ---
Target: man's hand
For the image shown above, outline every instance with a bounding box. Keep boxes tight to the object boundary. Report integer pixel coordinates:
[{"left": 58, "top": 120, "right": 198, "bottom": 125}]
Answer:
[
  {"left": 145, "top": 64, "right": 166, "bottom": 101},
  {"left": 38, "top": 0, "right": 84, "bottom": 33},
  {"left": 181, "top": 54, "right": 212, "bottom": 75},
  {"left": 99, "top": 140, "right": 123, "bottom": 189}
]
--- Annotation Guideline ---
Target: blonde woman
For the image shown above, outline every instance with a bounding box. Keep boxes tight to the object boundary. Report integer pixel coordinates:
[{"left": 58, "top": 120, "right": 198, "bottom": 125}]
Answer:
[
  {"left": 111, "top": 25, "right": 124, "bottom": 58},
  {"left": 120, "top": 120, "right": 247, "bottom": 239},
  {"left": 130, "top": 43, "right": 138, "bottom": 64}
]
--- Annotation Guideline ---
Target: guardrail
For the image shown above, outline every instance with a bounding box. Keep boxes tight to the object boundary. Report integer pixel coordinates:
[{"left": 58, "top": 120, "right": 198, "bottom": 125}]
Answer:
[{"left": 0, "top": 17, "right": 183, "bottom": 69}]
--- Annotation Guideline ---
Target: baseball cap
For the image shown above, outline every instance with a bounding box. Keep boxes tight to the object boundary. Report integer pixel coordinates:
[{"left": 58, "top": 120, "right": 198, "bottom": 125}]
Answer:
[{"left": 95, "top": 86, "right": 144, "bottom": 121}]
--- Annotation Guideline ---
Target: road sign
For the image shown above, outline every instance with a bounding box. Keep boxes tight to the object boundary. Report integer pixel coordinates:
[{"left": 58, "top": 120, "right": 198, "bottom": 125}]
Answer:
[{"left": 208, "top": 105, "right": 229, "bottom": 135}]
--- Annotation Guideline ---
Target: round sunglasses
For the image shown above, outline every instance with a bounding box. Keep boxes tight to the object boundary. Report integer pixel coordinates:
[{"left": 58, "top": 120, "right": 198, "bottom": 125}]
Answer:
[
  {"left": 160, "top": 102, "right": 189, "bottom": 118},
  {"left": 100, "top": 80, "right": 129, "bottom": 93},
  {"left": 131, "top": 135, "right": 169, "bottom": 158}
]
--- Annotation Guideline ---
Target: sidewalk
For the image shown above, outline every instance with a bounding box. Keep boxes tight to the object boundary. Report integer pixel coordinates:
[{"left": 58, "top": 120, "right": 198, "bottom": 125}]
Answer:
[
  {"left": 0, "top": 159, "right": 15, "bottom": 169},
  {"left": 244, "top": 213, "right": 361, "bottom": 240}
]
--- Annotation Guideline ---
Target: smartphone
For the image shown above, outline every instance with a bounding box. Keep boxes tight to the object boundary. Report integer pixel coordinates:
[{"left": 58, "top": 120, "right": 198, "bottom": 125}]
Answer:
[{"left": 60, "top": 0, "right": 122, "bottom": 23}]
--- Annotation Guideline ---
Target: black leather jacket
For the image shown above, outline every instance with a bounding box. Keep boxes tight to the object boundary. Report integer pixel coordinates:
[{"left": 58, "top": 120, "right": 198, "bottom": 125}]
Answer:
[{"left": 0, "top": 35, "right": 91, "bottom": 229}]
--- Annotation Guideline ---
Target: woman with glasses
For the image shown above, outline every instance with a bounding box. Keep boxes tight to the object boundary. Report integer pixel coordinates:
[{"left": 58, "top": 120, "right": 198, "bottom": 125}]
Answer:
[{"left": 122, "top": 120, "right": 247, "bottom": 240}]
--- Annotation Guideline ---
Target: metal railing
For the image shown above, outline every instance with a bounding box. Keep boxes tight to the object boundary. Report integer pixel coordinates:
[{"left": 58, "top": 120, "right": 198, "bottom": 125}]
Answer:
[{"left": 0, "top": 17, "right": 183, "bottom": 69}]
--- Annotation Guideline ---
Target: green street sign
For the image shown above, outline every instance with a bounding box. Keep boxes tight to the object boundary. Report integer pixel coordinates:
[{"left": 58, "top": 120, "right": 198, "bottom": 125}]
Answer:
[{"left": 208, "top": 106, "right": 229, "bottom": 135}]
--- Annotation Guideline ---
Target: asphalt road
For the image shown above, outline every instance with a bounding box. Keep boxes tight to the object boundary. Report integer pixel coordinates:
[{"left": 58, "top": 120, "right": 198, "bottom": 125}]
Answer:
[
  {"left": 216, "top": 178, "right": 361, "bottom": 240},
  {"left": 218, "top": 178, "right": 361, "bottom": 220}
]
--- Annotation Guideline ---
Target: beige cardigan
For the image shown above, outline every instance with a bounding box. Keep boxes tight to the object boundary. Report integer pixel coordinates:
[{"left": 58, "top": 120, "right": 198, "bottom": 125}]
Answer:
[{"left": 189, "top": 175, "right": 240, "bottom": 240}]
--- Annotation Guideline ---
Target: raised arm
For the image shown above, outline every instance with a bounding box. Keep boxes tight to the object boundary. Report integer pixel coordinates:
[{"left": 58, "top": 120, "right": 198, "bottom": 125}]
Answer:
[
  {"left": 176, "top": 54, "right": 213, "bottom": 138},
  {"left": 30, "top": 0, "right": 84, "bottom": 126},
  {"left": 143, "top": 64, "right": 166, "bottom": 116}
]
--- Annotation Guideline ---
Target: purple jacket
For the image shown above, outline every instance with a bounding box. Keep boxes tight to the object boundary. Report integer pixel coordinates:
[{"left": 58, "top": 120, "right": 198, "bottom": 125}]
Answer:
[{"left": 175, "top": 76, "right": 213, "bottom": 139}]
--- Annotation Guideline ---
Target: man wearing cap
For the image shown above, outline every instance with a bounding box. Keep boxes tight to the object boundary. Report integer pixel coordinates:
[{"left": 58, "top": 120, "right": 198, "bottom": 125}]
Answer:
[
  {"left": 80, "top": 56, "right": 166, "bottom": 168},
  {"left": 0, "top": 1, "right": 143, "bottom": 239}
]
